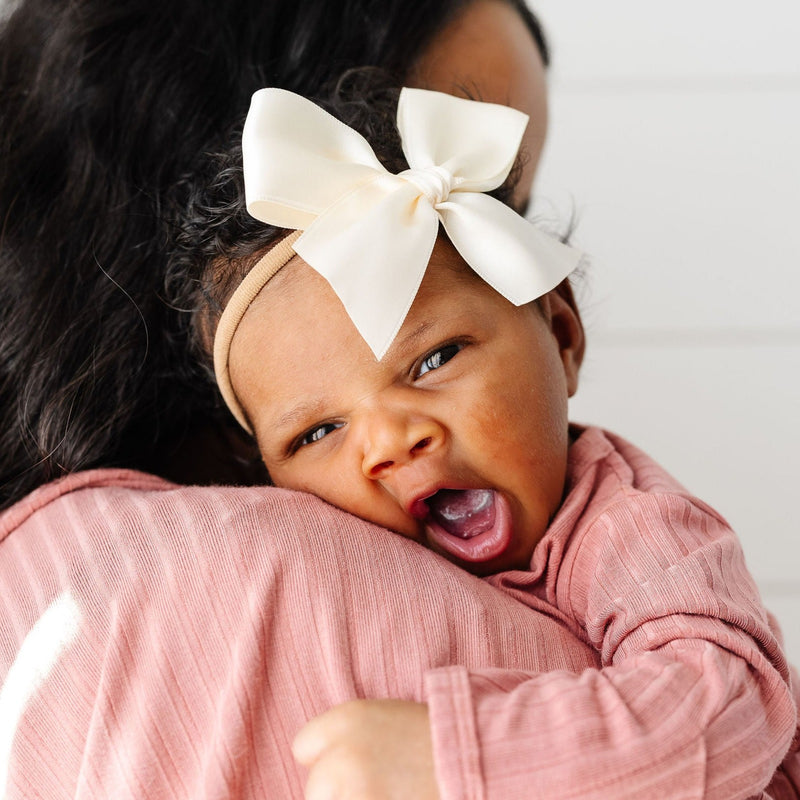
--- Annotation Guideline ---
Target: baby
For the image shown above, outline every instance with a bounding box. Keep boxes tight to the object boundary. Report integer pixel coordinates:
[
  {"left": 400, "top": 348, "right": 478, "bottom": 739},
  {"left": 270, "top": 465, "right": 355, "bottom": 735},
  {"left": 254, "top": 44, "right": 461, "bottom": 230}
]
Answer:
[{"left": 202, "top": 86, "right": 798, "bottom": 798}]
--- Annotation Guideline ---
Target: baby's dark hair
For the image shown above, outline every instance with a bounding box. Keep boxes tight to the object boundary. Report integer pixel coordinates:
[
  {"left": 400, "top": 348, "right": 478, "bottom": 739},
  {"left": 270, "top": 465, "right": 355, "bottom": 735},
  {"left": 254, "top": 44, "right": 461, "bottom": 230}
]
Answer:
[{"left": 0, "top": 0, "right": 549, "bottom": 508}]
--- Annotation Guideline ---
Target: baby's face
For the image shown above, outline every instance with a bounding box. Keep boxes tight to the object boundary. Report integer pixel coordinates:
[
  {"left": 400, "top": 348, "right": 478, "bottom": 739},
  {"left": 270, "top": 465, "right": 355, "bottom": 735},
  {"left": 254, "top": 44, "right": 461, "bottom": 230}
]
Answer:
[{"left": 229, "top": 237, "right": 583, "bottom": 575}]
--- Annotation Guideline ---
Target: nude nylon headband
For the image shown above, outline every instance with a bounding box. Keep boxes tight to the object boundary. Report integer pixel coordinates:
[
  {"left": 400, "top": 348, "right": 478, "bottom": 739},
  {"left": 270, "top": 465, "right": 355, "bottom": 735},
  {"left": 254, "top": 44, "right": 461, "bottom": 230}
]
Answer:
[
  {"left": 212, "top": 87, "right": 583, "bottom": 435},
  {"left": 213, "top": 230, "right": 301, "bottom": 432}
]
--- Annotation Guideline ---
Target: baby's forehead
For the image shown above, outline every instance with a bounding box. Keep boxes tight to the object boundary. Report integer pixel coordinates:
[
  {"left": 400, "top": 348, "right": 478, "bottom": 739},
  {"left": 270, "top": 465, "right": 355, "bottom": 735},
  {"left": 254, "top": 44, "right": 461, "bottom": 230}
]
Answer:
[
  {"left": 236, "top": 235, "right": 499, "bottom": 369},
  {"left": 253, "top": 254, "right": 322, "bottom": 306},
  {"left": 256, "top": 237, "right": 480, "bottom": 310}
]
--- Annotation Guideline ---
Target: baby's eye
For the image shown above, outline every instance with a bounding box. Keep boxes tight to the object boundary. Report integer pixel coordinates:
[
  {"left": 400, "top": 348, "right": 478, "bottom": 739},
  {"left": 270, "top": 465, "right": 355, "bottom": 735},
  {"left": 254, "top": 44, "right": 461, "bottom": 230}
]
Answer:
[
  {"left": 298, "top": 422, "right": 343, "bottom": 448},
  {"left": 417, "top": 343, "right": 462, "bottom": 377}
]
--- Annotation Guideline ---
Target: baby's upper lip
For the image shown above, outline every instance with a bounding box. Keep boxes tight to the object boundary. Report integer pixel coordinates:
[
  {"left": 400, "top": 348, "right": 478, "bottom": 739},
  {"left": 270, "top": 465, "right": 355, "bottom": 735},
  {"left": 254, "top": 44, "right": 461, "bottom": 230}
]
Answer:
[
  {"left": 408, "top": 491, "right": 437, "bottom": 521},
  {"left": 406, "top": 483, "right": 479, "bottom": 521}
]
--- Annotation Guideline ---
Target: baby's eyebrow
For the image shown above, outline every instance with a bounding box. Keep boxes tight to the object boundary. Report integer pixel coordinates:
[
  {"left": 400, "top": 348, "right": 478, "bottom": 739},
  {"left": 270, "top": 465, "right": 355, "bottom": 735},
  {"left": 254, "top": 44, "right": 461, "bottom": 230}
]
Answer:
[
  {"left": 394, "top": 319, "right": 438, "bottom": 354},
  {"left": 274, "top": 400, "right": 328, "bottom": 435}
]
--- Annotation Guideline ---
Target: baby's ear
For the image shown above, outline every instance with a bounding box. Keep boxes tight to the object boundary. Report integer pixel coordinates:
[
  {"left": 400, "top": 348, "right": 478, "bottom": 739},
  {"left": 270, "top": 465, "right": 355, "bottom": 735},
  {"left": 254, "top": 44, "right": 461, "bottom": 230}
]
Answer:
[{"left": 543, "top": 281, "right": 585, "bottom": 397}]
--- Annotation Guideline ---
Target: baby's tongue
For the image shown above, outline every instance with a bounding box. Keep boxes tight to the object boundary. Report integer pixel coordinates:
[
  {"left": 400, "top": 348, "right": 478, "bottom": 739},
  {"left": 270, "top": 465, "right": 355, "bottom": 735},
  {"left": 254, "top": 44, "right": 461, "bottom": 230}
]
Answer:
[{"left": 427, "top": 489, "right": 496, "bottom": 539}]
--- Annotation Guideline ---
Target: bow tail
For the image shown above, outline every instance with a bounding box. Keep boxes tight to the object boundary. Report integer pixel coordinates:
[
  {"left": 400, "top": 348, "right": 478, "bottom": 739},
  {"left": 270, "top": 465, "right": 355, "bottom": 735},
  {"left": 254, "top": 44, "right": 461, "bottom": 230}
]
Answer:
[
  {"left": 437, "top": 193, "right": 583, "bottom": 306},
  {"left": 295, "top": 178, "right": 440, "bottom": 360}
]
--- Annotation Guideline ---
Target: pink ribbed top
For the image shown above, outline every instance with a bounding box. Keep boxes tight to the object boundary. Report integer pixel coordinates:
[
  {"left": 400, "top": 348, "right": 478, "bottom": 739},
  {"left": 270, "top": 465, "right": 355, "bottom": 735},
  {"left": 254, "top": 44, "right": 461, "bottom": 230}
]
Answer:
[{"left": 1, "top": 427, "right": 798, "bottom": 798}]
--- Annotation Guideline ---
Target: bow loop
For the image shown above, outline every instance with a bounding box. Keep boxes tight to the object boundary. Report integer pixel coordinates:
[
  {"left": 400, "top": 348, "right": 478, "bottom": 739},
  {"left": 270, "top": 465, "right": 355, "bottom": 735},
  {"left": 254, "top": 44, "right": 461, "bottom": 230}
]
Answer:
[
  {"left": 243, "top": 88, "right": 385, "bottom": 229},
  {"left": 397, "top": 87, "right": 529, "bottom": 193}
]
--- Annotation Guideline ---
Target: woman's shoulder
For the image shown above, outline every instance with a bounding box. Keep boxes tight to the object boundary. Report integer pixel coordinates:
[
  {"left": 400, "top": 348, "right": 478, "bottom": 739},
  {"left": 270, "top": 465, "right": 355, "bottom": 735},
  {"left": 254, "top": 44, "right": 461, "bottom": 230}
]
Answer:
[
  {"left": 0, "top": 468, "right": 356, "bottom": 555},
  {"left": 0, "top": 469, "right": 173, "bottom": 539}
]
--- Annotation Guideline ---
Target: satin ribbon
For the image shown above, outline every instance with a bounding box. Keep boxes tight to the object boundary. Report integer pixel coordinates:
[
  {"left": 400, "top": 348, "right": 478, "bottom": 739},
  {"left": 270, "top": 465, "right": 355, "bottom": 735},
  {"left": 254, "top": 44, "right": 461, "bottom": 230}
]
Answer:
[{"left": 240, "top": 86, "right": 583, "bottom": 361}]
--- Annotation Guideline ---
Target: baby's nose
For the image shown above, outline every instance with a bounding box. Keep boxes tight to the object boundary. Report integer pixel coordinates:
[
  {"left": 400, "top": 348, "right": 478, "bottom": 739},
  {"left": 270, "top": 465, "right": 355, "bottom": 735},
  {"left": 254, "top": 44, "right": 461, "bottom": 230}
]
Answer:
[{"left": 361, "top": 412, "right": 443, "bottom": 480}]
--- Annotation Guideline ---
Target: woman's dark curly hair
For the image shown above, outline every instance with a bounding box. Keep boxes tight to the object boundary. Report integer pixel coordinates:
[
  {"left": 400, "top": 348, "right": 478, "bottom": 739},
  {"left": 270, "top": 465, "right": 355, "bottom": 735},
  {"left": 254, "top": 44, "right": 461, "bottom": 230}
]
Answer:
[{"left": 0, "top": 0, "right": 549, "bottom": 508}]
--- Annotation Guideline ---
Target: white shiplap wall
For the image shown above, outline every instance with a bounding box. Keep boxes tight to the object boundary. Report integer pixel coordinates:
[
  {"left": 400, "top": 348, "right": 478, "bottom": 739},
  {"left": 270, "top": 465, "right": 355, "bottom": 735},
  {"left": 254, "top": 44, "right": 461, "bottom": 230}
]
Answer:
[{"left": 529, "top": 0, "right": 800, "bottom": 663}]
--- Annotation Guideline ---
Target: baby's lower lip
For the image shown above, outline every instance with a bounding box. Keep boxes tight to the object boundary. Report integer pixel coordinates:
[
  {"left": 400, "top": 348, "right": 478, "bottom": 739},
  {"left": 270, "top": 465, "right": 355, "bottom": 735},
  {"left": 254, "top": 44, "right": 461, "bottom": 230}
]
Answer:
[{"left": 424, "top": 490, "right": 513, "bottom": 563}]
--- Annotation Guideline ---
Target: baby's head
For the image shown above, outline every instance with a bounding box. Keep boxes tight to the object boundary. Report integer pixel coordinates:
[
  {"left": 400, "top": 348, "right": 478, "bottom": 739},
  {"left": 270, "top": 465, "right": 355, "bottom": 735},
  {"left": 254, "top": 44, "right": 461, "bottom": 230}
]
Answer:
[{"left": 199, "top": 85, "right": 585, "bottom": 575}]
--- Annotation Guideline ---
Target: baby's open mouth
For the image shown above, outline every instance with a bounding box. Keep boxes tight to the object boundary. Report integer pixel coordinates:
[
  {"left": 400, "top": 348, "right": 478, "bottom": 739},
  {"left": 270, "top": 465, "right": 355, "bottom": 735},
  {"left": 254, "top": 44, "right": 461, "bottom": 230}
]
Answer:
[
  {"left": 425, "top": 488, "right": 496, "bottom": 539},
  {"left": 420, "top": 488, "right": 513, "bottom": 565}
]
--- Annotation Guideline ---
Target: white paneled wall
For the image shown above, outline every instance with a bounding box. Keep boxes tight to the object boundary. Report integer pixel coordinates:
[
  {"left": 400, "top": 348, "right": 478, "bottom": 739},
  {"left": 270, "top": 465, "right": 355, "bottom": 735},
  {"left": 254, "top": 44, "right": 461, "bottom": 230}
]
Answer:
[{"left": 530, "top": 1, "right": 800, "bottom": 663}]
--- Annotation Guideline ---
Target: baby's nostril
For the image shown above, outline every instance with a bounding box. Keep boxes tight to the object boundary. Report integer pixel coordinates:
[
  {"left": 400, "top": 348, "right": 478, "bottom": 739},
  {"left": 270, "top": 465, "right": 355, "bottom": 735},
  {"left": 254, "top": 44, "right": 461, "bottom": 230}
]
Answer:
[
  {"left": 412, "top": 437, "right": 432, "bottom": 453},
  {"left": 370, "top": 460, "right": 394, "bottom": 476}
]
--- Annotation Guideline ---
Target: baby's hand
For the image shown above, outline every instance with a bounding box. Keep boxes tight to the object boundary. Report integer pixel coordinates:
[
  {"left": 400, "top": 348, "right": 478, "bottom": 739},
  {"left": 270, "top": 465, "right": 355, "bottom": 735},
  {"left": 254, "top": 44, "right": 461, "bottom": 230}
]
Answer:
[{"left": 292, "top": 699, "right": 440, "bottom": 800}]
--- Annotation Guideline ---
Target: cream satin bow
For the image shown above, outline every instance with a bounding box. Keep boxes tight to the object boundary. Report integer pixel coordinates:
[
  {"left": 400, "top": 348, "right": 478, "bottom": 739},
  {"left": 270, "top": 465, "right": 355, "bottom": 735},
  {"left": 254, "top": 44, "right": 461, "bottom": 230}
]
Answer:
[{"left": 242, "top": 86, "right": 582, "bottom": 359}]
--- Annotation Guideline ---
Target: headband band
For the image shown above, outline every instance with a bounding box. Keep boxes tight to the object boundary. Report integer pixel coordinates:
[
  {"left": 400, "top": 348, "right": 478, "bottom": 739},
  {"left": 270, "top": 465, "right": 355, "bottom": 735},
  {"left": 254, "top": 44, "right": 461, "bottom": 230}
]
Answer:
[
  {"left": 213, "top": 229, "right": 302, "bottom": 432},
  {"left": 213, "top": 87, "right": 583, "bottom": 434}
]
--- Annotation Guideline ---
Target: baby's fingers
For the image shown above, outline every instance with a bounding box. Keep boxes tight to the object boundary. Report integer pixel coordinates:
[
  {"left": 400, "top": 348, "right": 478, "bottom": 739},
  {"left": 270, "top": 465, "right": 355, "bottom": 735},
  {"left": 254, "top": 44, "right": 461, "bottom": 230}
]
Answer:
[
  {"left": 292, "top": 700, "right": 440, "bottom": 800},
  {"left": 292, "top": 702, "right": 381, "bottom": 799},
  {"left": 300, "top": 743, "right": 374, "bottom": 800},
  {"left": 292, "top": 703, "right": 355, "bottom": 766}
]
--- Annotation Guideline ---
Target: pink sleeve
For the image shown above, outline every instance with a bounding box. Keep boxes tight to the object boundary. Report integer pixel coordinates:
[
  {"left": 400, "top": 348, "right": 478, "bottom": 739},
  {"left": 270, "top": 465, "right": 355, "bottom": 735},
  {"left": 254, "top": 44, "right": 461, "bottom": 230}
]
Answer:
[{"left": 425, "top": 493, "right": 798, "bottom": 800}]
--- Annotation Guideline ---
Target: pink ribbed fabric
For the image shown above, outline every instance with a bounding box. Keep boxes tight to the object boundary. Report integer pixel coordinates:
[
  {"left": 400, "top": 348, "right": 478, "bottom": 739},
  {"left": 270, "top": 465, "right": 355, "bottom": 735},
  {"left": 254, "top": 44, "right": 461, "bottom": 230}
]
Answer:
[
  {"left": 0, "top": 465, "right": 595, "bottom": 798},
  {"left": 0, "top": 427, "right": 798, "bottom": 798}
]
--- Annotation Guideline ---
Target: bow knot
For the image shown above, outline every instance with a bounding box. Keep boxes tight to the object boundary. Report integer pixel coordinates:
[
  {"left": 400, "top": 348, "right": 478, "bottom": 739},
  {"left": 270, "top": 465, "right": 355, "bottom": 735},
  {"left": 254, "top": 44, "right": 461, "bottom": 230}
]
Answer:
[{"left": 400, "top": 165, "right": 456, "bottom": 207}]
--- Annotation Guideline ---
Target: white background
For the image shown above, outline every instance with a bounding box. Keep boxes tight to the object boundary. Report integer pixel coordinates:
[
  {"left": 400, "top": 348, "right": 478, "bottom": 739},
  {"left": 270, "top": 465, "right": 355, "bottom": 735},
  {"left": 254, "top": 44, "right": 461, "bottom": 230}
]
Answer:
[{"left": 529, "top": 0, "right": 800, "bottom": 663}]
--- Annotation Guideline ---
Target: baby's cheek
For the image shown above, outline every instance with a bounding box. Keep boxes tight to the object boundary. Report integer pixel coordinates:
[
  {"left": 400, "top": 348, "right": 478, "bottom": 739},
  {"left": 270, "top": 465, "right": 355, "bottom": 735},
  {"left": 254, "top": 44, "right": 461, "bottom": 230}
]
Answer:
[
  {"left": 466, "top": 395, "right": 519, "bottom": 457},
  {"left": 267, "top": 456, "right": 328, "bottom": 495},
  {"left": 478, "top": 375, "right": 535, "bottom": 426}
]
